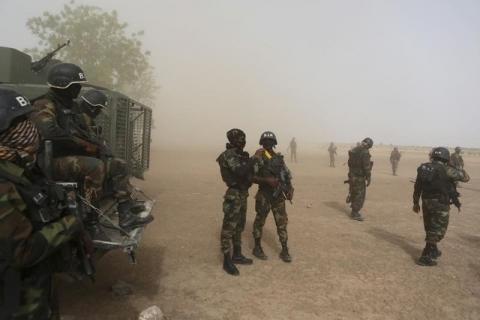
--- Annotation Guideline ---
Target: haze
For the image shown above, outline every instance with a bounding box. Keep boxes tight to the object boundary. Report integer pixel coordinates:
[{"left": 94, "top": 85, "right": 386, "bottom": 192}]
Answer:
[{"left": 2, "top": 0, "right": 480, "bottom": 150}]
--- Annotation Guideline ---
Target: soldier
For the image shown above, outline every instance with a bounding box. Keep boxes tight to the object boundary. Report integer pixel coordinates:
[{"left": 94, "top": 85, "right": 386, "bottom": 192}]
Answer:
[
  {"left": 328, "top": 142, "right": 337, "bottom": 167},
  {"left": 251, "top": 131, "right": 294, "bottom": 263},
  {"left": 78, "top": 89, "right": 152, "bottom": 229},
  {"left": 450, "top": 146, "right": 464, "bottom": 170},
  {"left": 30, "top": 63, "right": 144, "bottom": 237},
  {"left": 287, "top": 137, "right": 297, "bottom": 163},
  {"left": 216, "top": 129, "right": 253, "bottom": 276},
  {"left": 390, "top": 146, "right": 401, "bottom": 176},
  {"left": 413, "top": 147, "right": 470, "bottom": 266},
  {"left": 346, "top": 137, "right": 373, "bottom": 221},
  {"left": 0, "top": 89, "right": 80, "bottom": 319}
]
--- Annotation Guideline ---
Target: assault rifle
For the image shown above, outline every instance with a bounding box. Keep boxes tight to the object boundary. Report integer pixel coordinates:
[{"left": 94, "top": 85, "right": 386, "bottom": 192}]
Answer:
[
  {"left": 31, "top": 40, "right": 70, "bottom": 73},
  {"left": 266, "top": 151, "right": 293, "bottom": 204}
]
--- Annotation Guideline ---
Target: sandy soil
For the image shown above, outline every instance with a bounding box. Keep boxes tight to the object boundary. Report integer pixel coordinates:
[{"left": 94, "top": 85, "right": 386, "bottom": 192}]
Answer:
[{"left": 58, "top": 146, "right": 480, "bottom": 320}]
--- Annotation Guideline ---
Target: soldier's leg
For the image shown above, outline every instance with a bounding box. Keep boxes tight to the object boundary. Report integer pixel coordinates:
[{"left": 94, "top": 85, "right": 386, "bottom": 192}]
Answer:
[
  {"left": 231, "top": 193, "right": 253, "bottom": 265},
  {"left": 252, "top": 192, "right": 271, "bottom": 259},
  {"left": 13, "top": 273, "right": 52, "bottom": 320},
  {"left": 220, "top": 190, "right": 242, "bottom": 275},
  {"left": 350, "top": 176, "right": 366, "bottom": 221},
  {"left": 272, "top": 199, "right": 291, "bottom": 262},
  {"left": 418, "top": 200, "right": 450, "bottom": 266}
]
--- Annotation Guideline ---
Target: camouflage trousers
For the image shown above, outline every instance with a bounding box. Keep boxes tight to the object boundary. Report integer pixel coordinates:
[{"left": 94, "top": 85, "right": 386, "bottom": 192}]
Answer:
[
  {"left": 422, "top": 198, "right": 450, "bottom": 244},
  {"left": 105, "top": 157, "right": 133, "bottom": 200},
  {"left": 13, "top": 270, "right": 52, "bottom": 320},
  {"left": 391, "top": 160, "right": 399, "bottom": 175},
  {"left": 329, "top": 153, "right": 335, "bottom": 167},
  {"left": 221, "top": 188, "right": 248, "bottom": 254},
  {"left": 252, "top": 190, "right": 288, "bottom": 243},
  {"left": 349, "top": 175, "right": 366, "bottom": 212},
  {"left": 53, "top": 156, "right": 105, "bottom": 203}
]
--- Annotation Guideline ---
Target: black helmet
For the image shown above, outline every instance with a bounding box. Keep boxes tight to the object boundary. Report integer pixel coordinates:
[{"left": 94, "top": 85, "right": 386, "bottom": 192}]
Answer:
[
  {"left": 259, "top": 131, "right": 277, "bottom": 145},
  {"left": 362, "top": 137, "right": 374, "bottom": 148},
  {"left": 454, "top": 146, "right": 462, "bottom": 153},
  {"left": 47, "top": 63, "right": 87, "bottom": 89},
  {"left": 431, "top": 147, "right": 450, "bottom": 162},
  {"left": 226, "top": 128, "right": 246, "bottom": 144},
  {"left": 0, "top": 89, "right": 33, "bottom": 133},
  {"left": 81, "top": 89, "right": 108, "bottom": 109}
]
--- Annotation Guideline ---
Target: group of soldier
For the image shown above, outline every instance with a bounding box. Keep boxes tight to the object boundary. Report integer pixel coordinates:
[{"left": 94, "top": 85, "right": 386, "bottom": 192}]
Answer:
[
  {"left": 0, "top": 63, "right": 153, "bottom": 319},
  {"left": 218, "top": 132, "right": 471, "bottom": 275}
]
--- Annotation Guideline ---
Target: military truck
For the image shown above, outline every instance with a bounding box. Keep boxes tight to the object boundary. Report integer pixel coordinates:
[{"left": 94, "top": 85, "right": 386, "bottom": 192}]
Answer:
[{"left": 0, "top": 45, "right": 154, "bottom": 266}]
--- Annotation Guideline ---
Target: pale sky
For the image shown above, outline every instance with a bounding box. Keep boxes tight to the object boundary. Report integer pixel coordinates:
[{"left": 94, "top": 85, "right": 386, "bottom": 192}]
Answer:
[{"left": 1, "top": 0, "right": 480, "bottom": 149}]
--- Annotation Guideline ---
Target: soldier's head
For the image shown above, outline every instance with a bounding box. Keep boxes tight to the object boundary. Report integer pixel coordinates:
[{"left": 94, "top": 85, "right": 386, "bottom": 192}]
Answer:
[
  {"left": 226, "top": 128, "right": 246, "bottom": 150},
  {"left": 47, "top": 62, "right": 87, "bottom": 100},
  {"left": 259, "top": 131, "right": 277, "bottom": 150},
  {"left": 431, "top": 147, "right": 450, "bottom": 163},
  {"left": 361, "top": 137, "right": 374, "bottom": 149},
  {"left": 80, "top": 89, "right": 108, "bottom": 119},
  {"left": 455, "top": 146, "right": 462, "bottom": 154},
  {"left": 394, "top": 146, "right": 398, "bottom": 151},
  {"left": 0, "top": 89, "right": 39, "bottom": 168}
]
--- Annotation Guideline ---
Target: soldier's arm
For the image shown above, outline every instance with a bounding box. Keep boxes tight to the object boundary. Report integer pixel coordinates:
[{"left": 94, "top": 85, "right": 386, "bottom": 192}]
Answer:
[
  {"left": 225, "top": 152, "right": 250, "bottom": 177},
  {"left": 413, "top": 170, "right": 422, "bottom": 205},
  {"left": 362, "top": 152, "right": 372, "bottom": 178},
  {"left": 445, "top": 166, "right": 470, "bottom": 183},
  {"left": 0, "top": 183, "right": 79, "bottom": 269}
]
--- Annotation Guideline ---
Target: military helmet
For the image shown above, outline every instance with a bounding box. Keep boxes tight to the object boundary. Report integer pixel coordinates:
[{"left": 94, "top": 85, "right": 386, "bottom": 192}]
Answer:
[
  {"left": 47, "top": 63, "right": 87, "bottom": 89},
  {"left": 259, "top": 131, "right": 277, "bottom": 145},
  {"left": 431, "top": 147, "right": 450, "bottom": 162},
  {"left": 81, "top": 89, "right": 108, "bottom": 109},
  {"left": 362, "top": 137, "right": 374, "bottom": 148},
  {"left": 455, "top": 146, "right": 462, "bottom": 153},
  {"left": 0, "top": 89, "right": 33, "bottom": 133},
  {"left": 226, "top": 128, "right": 246, "bottom": 144}
]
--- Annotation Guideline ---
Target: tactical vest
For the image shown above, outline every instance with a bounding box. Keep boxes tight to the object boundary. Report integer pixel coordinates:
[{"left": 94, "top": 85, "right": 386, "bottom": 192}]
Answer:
[
  {"left": 417, "top": 162, "right": 450, "bottom": 202},
  {"left": 348, "top": 147, "right": 368, "bottom": 176}
]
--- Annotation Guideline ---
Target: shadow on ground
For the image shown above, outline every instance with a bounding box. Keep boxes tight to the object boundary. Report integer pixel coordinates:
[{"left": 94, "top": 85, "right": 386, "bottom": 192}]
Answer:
[
  {"left": 323, "top": 200, "right": 350, "bottom": 217},
  {"left": 368, "top": 227, "right": 420, "bottom": 262}
]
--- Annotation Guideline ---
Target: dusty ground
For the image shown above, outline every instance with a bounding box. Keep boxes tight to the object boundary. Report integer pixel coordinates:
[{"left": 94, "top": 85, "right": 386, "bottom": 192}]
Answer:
[{"left": 59, "top": 146, "right": 480, "bottom": 320}]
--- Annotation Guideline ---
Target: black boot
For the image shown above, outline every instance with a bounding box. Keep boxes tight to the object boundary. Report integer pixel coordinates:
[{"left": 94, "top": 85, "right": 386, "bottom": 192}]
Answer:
[
  {"left": 279, "top": 242, "right": 292, "bottom": 263},
  {"left": 351, "top": 210, "right": 364, "bottom": 221},
  {"left": 431, "top": 244, "right": 442, "bottom": 260},
  {"left": 223, "top": 253, "right": 239, "bottom": 276},
  {"left": 417, "top": 243, "right": 437, "bottom": 266},
  {"left": 232, "top": 245, "right": 253, "bottom": 265},
  {"left": 118, "top": 201, "right": 153, "bottom": 230},
  {"left": 252, "top": 238, "right": 268, "bottom": 260}
]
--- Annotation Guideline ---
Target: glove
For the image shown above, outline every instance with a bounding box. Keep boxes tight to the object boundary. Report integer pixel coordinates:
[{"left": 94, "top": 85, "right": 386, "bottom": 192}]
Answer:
[
  {"left": 366, "top": 177, "right": 371, "bottom": 187},
  {"left": 412, "top": 203, "right": 420, "bottom": 213},
  {"left": 266, "top": 177, "right": 279, "bottom": 188},
  {"left": 286, "top": 187, "right": 294, "bottom": 201}
]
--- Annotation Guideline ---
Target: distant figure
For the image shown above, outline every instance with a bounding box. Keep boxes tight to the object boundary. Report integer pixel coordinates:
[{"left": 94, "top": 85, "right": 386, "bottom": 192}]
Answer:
[
  {"left": 287, "top": 137, "right": 297, "bottom": 163},
  {"left": 450, "top": 146, "right": 464, "bottom": 169},
  {"left": 328, "top": 142, "right": 337, "bottom": 167},
  {"left": 390, "top": 147, "right": 401, "bottom": 175}
]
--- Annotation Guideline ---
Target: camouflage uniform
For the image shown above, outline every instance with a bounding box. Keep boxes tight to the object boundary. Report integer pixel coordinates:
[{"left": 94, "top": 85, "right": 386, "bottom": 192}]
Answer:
[
  {"left": 252, "top": 149, "right": 291, "bottom": 244},
  {"left": 0, "top": 160, "right": 79, "bottom": 320},
  {"left": 30, "top": 92, "right": 105, "bottom": 202},
  {"left": 413, "top": 161, "right": 470, "bottom": 244},
  {"left": 347, "top": 145, "right": 372, "bottom": 214},
  {"left": 216, "top": 148, "right": 251, "bottom": 254},
  {"left": 450, "top": 152, "right": 464, "bottom": 170},
  {"left": 390, "top": 148, "right": 401, "bottom": 175}
]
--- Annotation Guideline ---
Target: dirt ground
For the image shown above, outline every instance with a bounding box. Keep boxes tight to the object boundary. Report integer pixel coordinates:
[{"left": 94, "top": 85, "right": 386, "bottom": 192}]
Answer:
[{"left": 59, "top": 146, "right": 480, "bottom": 320}]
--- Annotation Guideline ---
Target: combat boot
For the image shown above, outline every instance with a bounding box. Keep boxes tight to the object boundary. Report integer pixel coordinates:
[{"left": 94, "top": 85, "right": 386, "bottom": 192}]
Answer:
[
  {"left": 232, "top": 245, "right": 253, "bottom": 265},
  {"left": 431, "top": 244, "right": 442, "bottom": 260},
  {"left": 351, "top": 211, "right": 364, "bottom": 221},
  {"left": 279, "top": 242, "right": 292, "bottom": 263},
  {"left": 417, "top": 243, "right": 437, "bottom": 266},
  {"left": 118, "top": 201, "right": 153, "bottom": 230},
  {"left": 223, "top": 253, "right": 240, "bottom": 276},
  {"left": 252, "top": 238, "right": 268, "bottom": 260}
]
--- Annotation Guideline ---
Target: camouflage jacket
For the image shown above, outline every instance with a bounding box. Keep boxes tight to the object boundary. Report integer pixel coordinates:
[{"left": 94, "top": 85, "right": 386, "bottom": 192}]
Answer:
[
  {"left": 31, "top": 91, "right": 98, "bottom": 158},
  {"left": 413, "top": 160, "right": 470, "bottom": 204},
  {"left": 390, "top": 150, "right": 401, "bottom": 162},
  {"left": 328, "top": 145, "right": 337, "bottom": 155},
  {"left": 0, "top": 159, "right": 78, "bottom": 270},
  {"left": 450, "top": 153, "right": 464, "bottom": 169},
  {"left": 252, "top": 148, "right": 292, "bottom": 194},
  {"left": 216, "top": 147, "right": 252, "bottom": 191},
  {"left": 348, "top": 146, "right": 372, "bottom": 178}
]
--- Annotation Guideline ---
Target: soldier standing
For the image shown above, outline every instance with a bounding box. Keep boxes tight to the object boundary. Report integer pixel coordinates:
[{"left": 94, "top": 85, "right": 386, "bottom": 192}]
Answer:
[
  {"left": 413, "top": 147, "right": 470, "bottom": 266},
  {"left": 0, "top": 89, "right": 80, "bottom": 320},
  {"left": 328, "top": 142, "right": 337, "bottom": 167},
  {"left": 251, "top": 131, "right": 294, "bottom": 263},
  {"left": 288, "top": 137, "right": 297, "bottom": 163},
  {"left": 390, "top": 146, "right": 401, "bottom": 176},
  {"left": 450, "top": 146, "right": 464, "bottom": 170},
  {"left": 346, "top": 137, "right": 373, "bottom": 221},
  {"left": 216, "top": 129, "right": 253, "bottom": 276}
]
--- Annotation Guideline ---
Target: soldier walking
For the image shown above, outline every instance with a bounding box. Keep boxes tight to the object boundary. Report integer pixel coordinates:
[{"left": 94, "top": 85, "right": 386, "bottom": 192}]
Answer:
[
  {"left": 251, "top": 131, "right": 294, "bottom": 262},
  {"left": 346, "top": 137, "right": 373, "bottom": 221},
  {"left": 450, "top": 146, "right": 464, "bottom": 169},
  {"left": 216, "top": 129, "right": 253, "bottom": 276},
  {"left": 328, "top": 142, "right": 337, "bottom": 167},
  {"left": 390, "top": 146, "right": 401, "bottom": 176},
  {"left": 288, "top": 137, "right": 297, "bottom": 163},
  {"left": 412, "top": 147, "right": 470, "bottom": 266}
]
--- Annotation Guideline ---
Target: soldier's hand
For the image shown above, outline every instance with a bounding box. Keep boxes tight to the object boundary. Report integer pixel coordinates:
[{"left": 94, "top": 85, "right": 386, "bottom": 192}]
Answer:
[
  {"left": 366, "top": 177, "right": 371, "bottom": 187},
  {"left": 266, "top": 177, "right": 279, "bottom": 188},
  {"left": 286, "top": 187, "right": 294, "bottom": 201},
  {"left": 85, "top": 143, "right": 98, "bottom": 155},
  {"left": 412, "top": 203, "right": 421, "bottom": 213}
]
